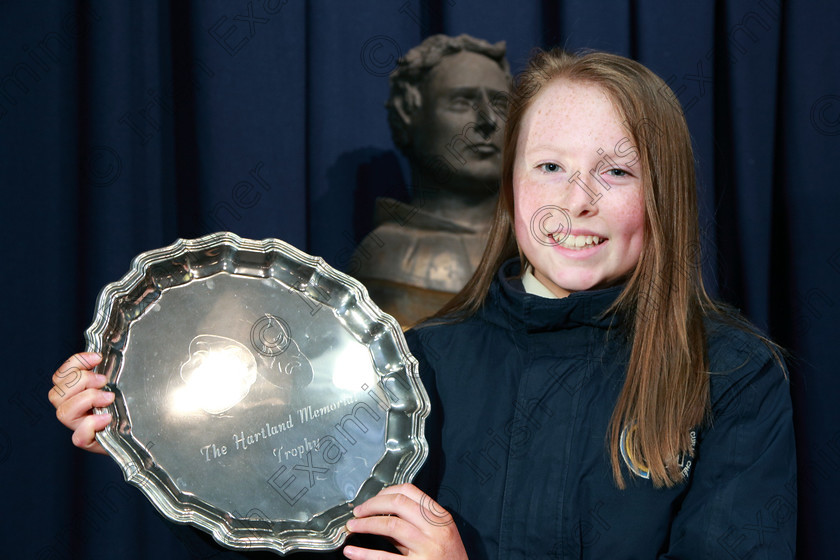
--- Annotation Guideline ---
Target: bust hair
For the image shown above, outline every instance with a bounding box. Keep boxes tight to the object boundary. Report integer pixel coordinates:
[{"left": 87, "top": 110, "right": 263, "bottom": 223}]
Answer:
[{"left": 385, "top": 34, "right": 510, "bottom": 157}]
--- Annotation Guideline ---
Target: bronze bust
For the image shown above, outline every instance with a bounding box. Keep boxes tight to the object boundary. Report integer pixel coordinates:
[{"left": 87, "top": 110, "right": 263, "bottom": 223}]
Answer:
[{"left": 353, "top": 34, "right": 511, "bottom": 326}]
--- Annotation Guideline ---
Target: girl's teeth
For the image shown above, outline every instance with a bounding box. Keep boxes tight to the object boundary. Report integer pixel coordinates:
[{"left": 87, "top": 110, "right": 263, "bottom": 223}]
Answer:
[{"left": 552, "top": 234, "right": 603, "bottom": 250}]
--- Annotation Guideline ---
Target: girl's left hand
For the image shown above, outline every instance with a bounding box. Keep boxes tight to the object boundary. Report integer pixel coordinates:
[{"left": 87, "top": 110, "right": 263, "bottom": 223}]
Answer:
[{"left": 343, "top": 483, "right": 468, "bottom": 559}]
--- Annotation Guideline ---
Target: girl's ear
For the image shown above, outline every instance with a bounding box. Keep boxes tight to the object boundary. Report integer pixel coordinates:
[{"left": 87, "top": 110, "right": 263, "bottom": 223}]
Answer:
[{"left": 393, "top": 83, "right": 422, "bottom": 127}]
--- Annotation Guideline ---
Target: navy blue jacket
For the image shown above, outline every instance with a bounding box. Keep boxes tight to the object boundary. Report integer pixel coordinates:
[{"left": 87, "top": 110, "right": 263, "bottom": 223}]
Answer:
[{"left": 407, "top": 260, "right": 796, "bottom": 559}]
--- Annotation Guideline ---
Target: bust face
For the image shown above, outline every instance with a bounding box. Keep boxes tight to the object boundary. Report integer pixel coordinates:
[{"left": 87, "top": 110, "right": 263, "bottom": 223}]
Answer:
[{"left": 407, "top": 51, "right": 509, "bottom": 193}]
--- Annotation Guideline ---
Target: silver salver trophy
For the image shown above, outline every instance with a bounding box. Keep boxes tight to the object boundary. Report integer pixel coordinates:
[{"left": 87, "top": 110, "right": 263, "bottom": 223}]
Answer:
[{"left": 85, "top": 232, "right": 430, "bottom": 555}]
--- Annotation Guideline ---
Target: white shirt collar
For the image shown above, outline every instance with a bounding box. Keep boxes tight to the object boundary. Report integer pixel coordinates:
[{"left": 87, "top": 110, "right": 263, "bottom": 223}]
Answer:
[{"left": 521, "top": 265, "right": 560, "bottom": 299}]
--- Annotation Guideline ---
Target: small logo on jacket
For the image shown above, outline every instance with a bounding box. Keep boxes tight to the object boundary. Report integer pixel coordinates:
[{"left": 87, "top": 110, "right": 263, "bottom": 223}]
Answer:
[{"left": 620, "top": 424, "right": 696, "bottom": 480}]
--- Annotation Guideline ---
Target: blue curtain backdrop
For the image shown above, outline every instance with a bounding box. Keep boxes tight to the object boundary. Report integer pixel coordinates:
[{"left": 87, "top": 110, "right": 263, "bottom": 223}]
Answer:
[{"left": 2, "top": 0, "right": 838, "bottom": 557}]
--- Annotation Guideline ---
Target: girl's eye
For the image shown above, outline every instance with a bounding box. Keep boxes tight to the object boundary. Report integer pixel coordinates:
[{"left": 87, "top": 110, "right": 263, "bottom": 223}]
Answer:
[
  {"left": 606, "top": 168, "right": 628, "bottom": 177},
  {"left": 539, "top": 162, "right": 560, "bottom": 173}
]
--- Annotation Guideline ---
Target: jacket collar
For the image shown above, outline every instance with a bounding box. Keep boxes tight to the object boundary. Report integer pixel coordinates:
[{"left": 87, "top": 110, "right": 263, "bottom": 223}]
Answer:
[{"left": 479, "top": 259, "right": 626, "bottom": 332}]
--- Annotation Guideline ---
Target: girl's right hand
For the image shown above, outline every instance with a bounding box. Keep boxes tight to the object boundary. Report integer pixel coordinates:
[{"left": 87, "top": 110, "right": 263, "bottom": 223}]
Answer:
[{"left": 48, "top": 352, "right": 113, "bottom": 455}]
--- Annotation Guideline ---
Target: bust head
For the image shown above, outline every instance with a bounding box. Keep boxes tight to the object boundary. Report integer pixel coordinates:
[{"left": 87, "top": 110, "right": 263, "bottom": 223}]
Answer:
[{"left": 386, "top": 34, "right": 511, "bottom": 194}]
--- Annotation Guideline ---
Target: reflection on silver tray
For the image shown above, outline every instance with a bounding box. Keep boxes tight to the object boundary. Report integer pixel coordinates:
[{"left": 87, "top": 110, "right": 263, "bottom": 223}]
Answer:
[{"left": 85, "top": 232, "right": 430, "bottom": 555}]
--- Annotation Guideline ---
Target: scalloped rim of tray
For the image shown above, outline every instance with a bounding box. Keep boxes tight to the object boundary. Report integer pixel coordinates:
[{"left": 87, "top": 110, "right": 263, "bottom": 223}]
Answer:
[{"left": 85, "top": 232, "right": 430, "bottom": 555}]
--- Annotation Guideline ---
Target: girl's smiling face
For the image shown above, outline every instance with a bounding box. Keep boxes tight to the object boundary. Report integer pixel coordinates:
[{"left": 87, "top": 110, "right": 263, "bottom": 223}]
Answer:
[{"left": 513, "top": 79, "right": 646, "bottom": 298}]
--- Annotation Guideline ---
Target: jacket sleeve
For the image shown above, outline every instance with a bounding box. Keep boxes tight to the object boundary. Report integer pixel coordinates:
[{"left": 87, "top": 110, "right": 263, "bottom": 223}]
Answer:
[
  {"left": 661, "top": 338, "right": 797, "bottom": 559},
  {"left": 403, "top": 327, "right": 444, "bottom": 499}
]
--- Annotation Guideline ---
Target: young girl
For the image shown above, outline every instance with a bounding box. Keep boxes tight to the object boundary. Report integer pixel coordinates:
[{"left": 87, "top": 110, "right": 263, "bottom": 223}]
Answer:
[{"left": 51, "top": 49, "right": 796, "bottom": 559}]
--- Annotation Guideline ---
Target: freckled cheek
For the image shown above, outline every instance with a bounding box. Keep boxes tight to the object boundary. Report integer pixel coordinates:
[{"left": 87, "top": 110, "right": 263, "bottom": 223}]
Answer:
[
  {"left": 513, "top": 168, "right": 549, "bottom": 202},
  {"left": 512, "top": 178, "right": 543, "bottom": 241},
  {"left": 610, "top": 194, "right": 646, "bottom": 252}
]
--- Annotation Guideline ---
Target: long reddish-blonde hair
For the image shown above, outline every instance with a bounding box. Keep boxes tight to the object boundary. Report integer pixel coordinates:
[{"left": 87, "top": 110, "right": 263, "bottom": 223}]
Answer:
[{"left": 433, "top": 48, "right": 717, "bottom": 488}]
